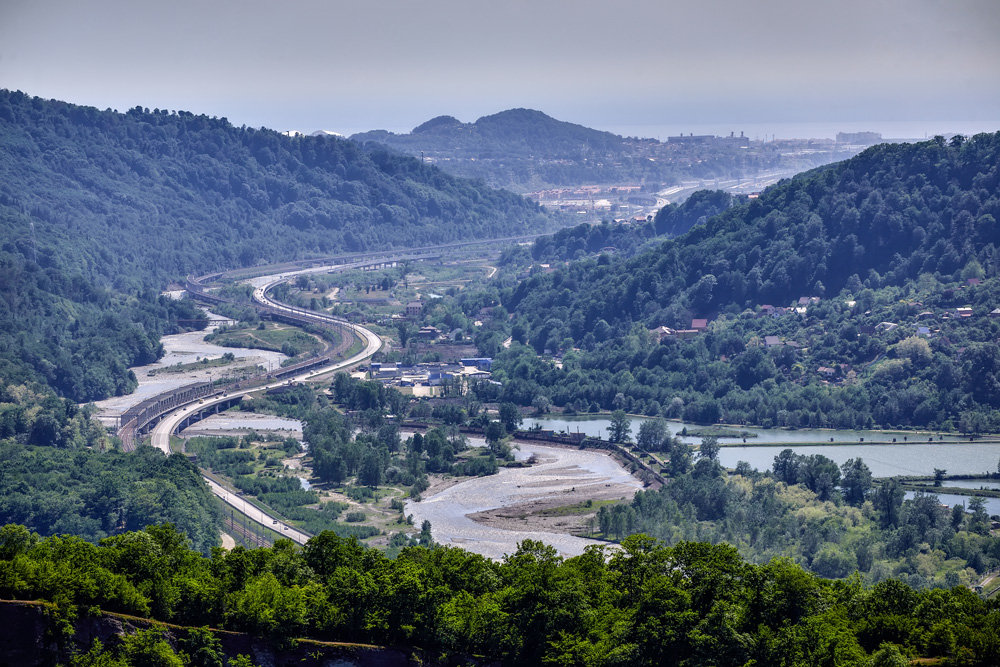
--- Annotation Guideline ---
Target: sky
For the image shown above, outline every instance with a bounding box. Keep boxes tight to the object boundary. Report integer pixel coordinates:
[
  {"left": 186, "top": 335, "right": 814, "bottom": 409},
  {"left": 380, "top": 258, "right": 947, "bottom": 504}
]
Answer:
[{"left": 1, "top": 0, "right": 999, "bottom": 139}]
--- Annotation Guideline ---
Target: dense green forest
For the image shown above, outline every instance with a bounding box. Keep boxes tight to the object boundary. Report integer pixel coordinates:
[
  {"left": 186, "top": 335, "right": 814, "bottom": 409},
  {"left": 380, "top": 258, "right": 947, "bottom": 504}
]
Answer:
[
  {"left": 0, "top": 379, "right": 223, "bottom": 552},
  {"left": 0, "top": 90, "right": 549, "bottom": 403},
  {"left": 0, "top": 91, "right": 548, "bottom": 291},
  {"left": 476, "top": 133, "right": 1000, "bottom": 430},
  {"left": 352, "top": 108, "right": 856, "bottom": 191},
  {"left": 0, "top": 443, "right": 221, "bottom": 553},
  {"left": 243, "top": 378, "right": 509, "bottom": 495},
  {"left": 3, "top": 523, "right": 999, "bottom": 665},
  {"left": 0, "top": 259, "right": 208, "bottom": 401}
]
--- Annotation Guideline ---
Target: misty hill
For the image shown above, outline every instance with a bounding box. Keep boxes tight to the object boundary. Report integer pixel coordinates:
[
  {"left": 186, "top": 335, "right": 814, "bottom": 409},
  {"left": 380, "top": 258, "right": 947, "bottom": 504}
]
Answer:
[
  {"left": 352, "top": 109, "right": 859, "bottom": 192},
  {"left": 0, "top": 91, "right": 549, "bottom": 288},
  {"left": 508, "top": 134, "right": 1000, "bottom": 325},
  {"left": 0, "top": 90, "right": 549, "bottom": 402},
  {"left": 358, "top": 108, "right": 623, "bottom": 156},
  {"left": 492, "top": 133, "right": 1000, "bottom": 430}
]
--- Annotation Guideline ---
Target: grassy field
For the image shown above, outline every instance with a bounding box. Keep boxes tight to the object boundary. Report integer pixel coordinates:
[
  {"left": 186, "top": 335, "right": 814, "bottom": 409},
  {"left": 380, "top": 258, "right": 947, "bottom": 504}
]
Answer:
[
  {"left": 206, "top": 322, "right": 324, "bottom": 357},
  {"left": 149, "top": 354, "right": 238, "bottom": 375}
]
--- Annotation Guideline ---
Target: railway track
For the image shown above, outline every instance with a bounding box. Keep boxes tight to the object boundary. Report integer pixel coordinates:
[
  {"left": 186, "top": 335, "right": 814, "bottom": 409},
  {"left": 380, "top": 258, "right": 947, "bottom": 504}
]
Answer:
[
  {"left": 118, "top": 259, "right": 387, "bottom": 545},
  {"left": 117, "top": 241, "right": 512, "bottom": 544},
  {"left": 117, "top": 262, "right": 378, "bottom": 451}
]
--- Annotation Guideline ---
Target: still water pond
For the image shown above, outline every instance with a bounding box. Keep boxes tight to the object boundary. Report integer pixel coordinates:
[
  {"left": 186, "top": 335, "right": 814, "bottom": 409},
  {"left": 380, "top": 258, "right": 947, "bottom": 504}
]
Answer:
[
  {"left": 524, "top": 416, "right": 964, "bottom": 446},
  {"left": 716, "top": 443, "right": 1000, "bottom": 478},
  {"left": 904, "top": 491, "right": 1000, "bottom": 517},
  {"left": 525, "top": 417, "right": 996, "bottom": 478}
]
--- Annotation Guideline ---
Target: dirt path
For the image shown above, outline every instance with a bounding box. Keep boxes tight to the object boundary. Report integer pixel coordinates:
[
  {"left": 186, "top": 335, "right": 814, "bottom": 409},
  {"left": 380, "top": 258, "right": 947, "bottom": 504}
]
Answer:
[{"left": 220, "top": 531, "right": 236, "bottom": 549}]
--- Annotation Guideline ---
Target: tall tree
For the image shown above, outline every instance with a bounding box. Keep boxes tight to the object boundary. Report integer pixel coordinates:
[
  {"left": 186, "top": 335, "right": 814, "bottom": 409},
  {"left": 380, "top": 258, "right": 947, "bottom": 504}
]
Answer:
[{"left": 608, "top": 410, "right": 632, "bottom": 444}]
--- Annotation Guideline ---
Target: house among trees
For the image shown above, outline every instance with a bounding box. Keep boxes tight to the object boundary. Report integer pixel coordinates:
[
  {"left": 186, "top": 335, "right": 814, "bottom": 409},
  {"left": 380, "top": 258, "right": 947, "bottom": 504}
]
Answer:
[
  {"left": 405, "top": 300, "right": 423, "bottom": 317},
  {"left": 417, "top": 325, "right": 442, "bottom": 340},
  {"left": 651, "top": 325, "right": 676, "bottom": 341},
  {"left": 691, "top": 318, "right": 708, "bottom": 331},
  {"left": 758, "top": 304, "right": 792, "bottom": 318},
  {"left": 764, "top": 336, "right": 802, "bottom": 349},
  {"left": 652, "top": 325, "right": 701, "bottom": 340},
  {"left": 764, "top": 336, "right": 783, "bottom": 348}
]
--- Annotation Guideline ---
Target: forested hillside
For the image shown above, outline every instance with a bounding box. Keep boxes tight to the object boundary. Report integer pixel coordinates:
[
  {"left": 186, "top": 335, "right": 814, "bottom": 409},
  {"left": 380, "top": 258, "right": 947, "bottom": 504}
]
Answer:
[
  {"left": 3, "top": 523, "right": 998, "bottom": 665},
  {"left": 0, "top": 90, "right": 547, "bottom": 290},
  {"left": 0, "top": 90, "right": 549, "bottom": 402},
  {"left": 501, "top": 189, "right": 734, "bottom": 265},
  {"left": 0, "top": 444, "right": 221, "bottom": 553},
  {"left": 486, "top": 133, "right": 1000, "bottom": 429}
]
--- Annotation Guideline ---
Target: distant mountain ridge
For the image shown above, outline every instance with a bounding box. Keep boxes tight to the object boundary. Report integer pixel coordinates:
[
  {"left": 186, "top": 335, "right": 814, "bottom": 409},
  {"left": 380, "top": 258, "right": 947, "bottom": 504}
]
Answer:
[
  {"left": 354, "top": 108, "right": 623, "bottom": 157},
  {"left": 351, "top": 108, "right": 859, "bottom": 192}
]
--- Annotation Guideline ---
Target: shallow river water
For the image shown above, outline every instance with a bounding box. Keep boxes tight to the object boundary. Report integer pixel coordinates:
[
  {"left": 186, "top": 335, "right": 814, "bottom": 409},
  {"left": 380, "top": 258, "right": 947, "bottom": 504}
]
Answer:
[
  {"left": 716, "top": 442, "right": 1000, "bottom": 478},
  {"left": 180, "top": 413, "right": 302, "bottom": 438}
]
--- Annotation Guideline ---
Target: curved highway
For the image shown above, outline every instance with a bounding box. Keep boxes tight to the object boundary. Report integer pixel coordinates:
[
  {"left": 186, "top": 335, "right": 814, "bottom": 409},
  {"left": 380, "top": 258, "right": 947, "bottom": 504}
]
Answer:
[{"left": 150, "top": 267, "right": 384, "bottom": 545}]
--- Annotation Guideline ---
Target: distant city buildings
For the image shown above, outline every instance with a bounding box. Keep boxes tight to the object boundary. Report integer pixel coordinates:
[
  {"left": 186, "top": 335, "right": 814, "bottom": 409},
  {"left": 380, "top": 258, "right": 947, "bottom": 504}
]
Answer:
[
  {"left": 667, "top": 131, "right": 750, "bottom": 147},
  {"left": 836, "top": 131, "right": 882, "bottom": 145}
]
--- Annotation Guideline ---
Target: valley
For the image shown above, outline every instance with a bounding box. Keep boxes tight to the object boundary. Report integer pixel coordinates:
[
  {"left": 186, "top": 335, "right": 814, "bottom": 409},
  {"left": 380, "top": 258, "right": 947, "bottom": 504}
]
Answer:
[
  {"left": 4, "top": 2, "right": 999, "bottom": 663},
  {"left": 2, "top": 91, "right": 1000, "bottom": 665}
]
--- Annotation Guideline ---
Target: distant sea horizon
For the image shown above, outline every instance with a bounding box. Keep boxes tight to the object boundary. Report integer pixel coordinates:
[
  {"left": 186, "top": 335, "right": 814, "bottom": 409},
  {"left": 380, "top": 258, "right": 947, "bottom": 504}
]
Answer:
[{"left": 598, "top": 120, "right": 1000, "bottom": 143}]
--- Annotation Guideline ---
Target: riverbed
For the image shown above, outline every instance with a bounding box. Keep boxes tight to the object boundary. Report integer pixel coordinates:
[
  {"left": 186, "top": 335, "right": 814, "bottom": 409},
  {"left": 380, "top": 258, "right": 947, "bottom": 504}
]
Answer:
[
  {"left": 180, "top": 413, "right": 302, "bottom": 439},
  {"left": 406, "top": 441, "right": 642, "bottom": 560},
  {"left": 91, "top": 311, "right": 288, "bottom": 426}
]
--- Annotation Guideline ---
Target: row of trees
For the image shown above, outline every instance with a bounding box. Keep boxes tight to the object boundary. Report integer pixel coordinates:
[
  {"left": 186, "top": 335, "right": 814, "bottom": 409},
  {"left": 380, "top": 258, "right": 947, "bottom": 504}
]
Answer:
[
  {"left": 0, "top": 443, "right": 221, "bottom": 553},
  {"left": 2, "top": 522, "right": 998, "bottom": 665}
]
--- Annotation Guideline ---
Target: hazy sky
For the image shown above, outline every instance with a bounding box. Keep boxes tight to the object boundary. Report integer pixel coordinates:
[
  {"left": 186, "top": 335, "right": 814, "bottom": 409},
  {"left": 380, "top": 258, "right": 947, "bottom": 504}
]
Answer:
[{"left": 2, "top": 0, "right": 998, "bottom": 138}]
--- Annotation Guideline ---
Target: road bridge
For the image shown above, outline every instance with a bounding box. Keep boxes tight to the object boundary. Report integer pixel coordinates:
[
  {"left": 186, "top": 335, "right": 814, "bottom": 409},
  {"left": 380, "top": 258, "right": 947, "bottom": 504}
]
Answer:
[
  {"left": 120, "top": 240, "right": 518, "bottom": 545},
  {"left": 138, "top": 261, "right": 385, "bottom": 545}
]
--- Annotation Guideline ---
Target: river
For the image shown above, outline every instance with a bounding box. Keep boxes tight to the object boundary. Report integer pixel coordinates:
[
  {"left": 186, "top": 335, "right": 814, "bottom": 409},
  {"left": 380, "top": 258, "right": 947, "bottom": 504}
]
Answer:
[
  {"left": 406, "top": 440, "right": 642, "bottom": 560},
  {"left": 92, "top": 311, "right": 288, "bottom": 426},
  {"left": 717, "top": 442, "right": 1000, "bottom": 478}
]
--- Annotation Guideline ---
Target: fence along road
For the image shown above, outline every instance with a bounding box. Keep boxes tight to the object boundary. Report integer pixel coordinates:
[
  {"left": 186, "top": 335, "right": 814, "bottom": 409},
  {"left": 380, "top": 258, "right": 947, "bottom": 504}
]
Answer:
[{"left": 149, "top": 265, "right": 384, "bottom": 546}]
